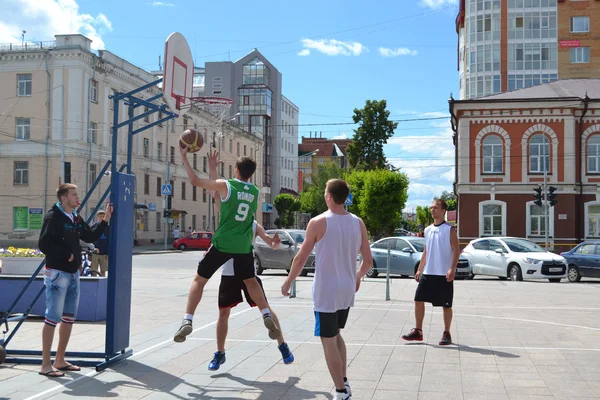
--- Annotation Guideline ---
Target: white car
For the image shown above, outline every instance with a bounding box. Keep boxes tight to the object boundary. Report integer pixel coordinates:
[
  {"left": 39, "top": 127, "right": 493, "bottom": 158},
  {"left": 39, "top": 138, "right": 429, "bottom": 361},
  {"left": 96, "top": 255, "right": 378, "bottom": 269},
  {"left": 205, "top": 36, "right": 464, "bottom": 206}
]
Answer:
[{"left": 461, "top": 237, "right": 568, "bottom": 282}]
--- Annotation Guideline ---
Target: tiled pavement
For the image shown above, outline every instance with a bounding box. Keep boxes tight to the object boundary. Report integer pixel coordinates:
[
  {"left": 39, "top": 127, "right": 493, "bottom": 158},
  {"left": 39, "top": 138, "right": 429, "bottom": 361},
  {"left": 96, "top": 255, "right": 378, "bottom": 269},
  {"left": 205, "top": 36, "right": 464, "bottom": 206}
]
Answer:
[{"left": 1, "top": 251, "right": 600, "bottom": 399}]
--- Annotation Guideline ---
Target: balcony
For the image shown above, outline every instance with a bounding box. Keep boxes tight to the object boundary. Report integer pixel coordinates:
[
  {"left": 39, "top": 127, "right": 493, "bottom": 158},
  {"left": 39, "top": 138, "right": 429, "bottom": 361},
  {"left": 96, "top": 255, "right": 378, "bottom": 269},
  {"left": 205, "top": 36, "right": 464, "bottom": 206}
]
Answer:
[{"left": 0, "top": 41, "right": 56, "bottom": 52}]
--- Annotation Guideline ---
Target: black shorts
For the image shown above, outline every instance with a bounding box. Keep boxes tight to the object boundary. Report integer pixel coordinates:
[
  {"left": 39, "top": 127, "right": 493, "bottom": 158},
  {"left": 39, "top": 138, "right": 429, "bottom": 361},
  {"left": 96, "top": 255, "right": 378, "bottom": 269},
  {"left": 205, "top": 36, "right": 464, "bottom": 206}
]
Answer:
[
  {"left": 414, "top": 274, "right": 454, "bottom": 308},
  {"left": 197, "top": 245, "right": 255, "bottom": 280},
  {"left": 218, "top": 276, "right": 266, "bottom": 309},
  {"left": 314, "top": 308, "right": 350, "bottom": 338}
]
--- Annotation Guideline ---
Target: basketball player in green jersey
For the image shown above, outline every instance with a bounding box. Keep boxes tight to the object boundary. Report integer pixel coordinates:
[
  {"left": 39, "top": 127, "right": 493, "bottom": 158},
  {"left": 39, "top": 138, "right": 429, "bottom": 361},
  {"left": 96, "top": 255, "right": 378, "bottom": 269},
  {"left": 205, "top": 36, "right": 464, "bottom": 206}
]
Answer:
[{"left": 174, "top": 144, "right": 281, "bottom": 343}]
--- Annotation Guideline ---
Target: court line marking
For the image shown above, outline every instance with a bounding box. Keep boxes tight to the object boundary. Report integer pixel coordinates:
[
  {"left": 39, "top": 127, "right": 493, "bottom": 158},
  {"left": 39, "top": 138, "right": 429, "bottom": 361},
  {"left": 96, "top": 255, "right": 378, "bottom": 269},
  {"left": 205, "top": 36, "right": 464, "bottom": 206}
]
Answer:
[
  {"left": 186, "top": 337, "right": 600, "bottom": 352},
  {"left": 24, "top": 306, "right": 255, "bottom": 400}
]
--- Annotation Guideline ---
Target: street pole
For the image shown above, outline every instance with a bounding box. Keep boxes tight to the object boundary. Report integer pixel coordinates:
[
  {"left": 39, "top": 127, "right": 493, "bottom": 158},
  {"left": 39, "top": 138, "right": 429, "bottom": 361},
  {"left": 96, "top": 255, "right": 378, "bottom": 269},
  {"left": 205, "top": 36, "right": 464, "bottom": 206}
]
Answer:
[
  {"left": 543, "top": 134, "right": 549, "bottom": 250},
  {"left": 386, "top": 242, "right": 391, "bottom": 301},
  {"left": 163, "top": 119, "right": 172, "bottom": 250}
]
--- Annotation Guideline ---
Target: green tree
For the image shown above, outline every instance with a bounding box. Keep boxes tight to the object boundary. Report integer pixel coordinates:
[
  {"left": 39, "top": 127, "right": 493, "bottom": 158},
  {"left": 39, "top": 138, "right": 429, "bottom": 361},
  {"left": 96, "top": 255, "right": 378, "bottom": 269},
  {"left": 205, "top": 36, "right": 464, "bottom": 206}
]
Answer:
[
  {"left": 347, "top": 99, "right": 398, "bottom": 171},
  {"left": 299, "top": 161, "right": 346, "bottom": 217},
  {"left": 274, "top": 194, "right": 299, "bottom": 228},
  {"left": 347, "top": 169, "right": 409, "bottom": 239},
  {"left": 436, "top": 190, "right": 457, "bottom": 211},
  {"left": 416, "top": 205, "right": 433, "bottom": 228}
]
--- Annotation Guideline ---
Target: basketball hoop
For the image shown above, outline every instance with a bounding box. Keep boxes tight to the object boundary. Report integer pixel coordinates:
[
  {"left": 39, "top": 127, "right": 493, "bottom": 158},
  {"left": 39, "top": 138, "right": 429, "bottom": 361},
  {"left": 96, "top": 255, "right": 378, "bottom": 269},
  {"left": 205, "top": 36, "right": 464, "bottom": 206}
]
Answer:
[{"left": 178, "top": 96, "right": 235, "bottom": 134}]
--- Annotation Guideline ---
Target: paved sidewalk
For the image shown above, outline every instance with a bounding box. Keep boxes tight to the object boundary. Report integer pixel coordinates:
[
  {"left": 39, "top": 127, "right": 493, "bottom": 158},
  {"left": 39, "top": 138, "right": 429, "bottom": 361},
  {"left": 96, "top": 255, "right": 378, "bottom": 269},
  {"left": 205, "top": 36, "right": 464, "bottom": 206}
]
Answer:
[{"left": 1, "top": 252, "right": 600, "bottom": 399}]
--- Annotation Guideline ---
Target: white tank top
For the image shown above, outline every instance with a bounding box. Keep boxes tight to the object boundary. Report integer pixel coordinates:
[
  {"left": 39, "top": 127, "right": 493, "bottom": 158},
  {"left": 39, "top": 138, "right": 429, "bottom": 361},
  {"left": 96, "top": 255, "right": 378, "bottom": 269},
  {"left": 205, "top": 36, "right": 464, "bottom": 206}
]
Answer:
[
  {"left": 423, "top": 221, "right": 454, "bottom": 276},
  {"left": 313, "top": 211, "right": 362, "bottom": 313},
  {"left": 221, "top": 221, "right": 257, "bottom": 276}
]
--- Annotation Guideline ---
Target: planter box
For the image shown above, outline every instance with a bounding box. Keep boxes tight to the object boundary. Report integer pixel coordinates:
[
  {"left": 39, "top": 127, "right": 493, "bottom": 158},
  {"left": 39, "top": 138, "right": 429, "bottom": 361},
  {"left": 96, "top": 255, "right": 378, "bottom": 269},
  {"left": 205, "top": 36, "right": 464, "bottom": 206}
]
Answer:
[
  {"left": 0, "top": 258, "right": 45, "bottom": 276},
  {"left": 0, "top": 275, "right": 107, "bottom": 322}
]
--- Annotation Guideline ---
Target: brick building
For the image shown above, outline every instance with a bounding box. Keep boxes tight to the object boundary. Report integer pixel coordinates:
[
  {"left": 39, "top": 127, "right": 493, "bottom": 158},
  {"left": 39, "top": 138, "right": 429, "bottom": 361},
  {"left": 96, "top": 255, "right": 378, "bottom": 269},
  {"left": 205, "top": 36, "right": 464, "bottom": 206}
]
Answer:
[
  {"left": 557, "top": 0, "right": 600, "bottom": 79},
  {"left": 298, "top": 136, "right": 352, "bottom": 185},
  {"left": 450, "top": 79, "right": 600, "bottom": 251}
]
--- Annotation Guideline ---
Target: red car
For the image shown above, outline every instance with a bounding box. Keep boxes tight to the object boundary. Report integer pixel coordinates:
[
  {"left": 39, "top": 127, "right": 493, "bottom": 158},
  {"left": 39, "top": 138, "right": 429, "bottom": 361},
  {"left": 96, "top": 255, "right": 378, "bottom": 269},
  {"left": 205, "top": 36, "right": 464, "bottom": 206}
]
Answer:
[{"left": 173, "top": 231, "right": 213, "bottom": 250}]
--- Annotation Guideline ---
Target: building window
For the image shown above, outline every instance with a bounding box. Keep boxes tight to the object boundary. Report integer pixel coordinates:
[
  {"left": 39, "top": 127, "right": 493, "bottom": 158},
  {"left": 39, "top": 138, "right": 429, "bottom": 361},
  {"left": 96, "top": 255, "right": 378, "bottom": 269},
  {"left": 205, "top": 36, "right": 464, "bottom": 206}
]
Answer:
[
  {"left": 143, "top": 211, "right": 149, "bottom": 231},
  {"left": 170, "top": 146, "right": 175, "bottom": 164},
  {"left": 585, "top": 202, "right": 600, "bottom": 238},
  {"left": 89, "top": 163, "right": 97, "bottom": 187},
  {"left": 158, "top": 111, "right": 164, "bottom": 127},
  {"left": 144, "top": 174, "right": 150, "bottom": 195},
  {"left": 193, "top": 186, "right": 197, "bottom": 201},
  {"left": 228, "top": 165, "right": 232, "bottom": 179},
  {"left": 570, "top": 16, "right": 590, "bottom": 33},
  {"left": 529, "top": 134, "right": 550, "bottom": 173},
  {"left": 229, "top": 139, "right": 233, "bottom": 153},
  {"left": 86, "top": 122, "right": 96, "bottom": 144},
  {"left": 90, "top": 79, "right": 98, "bottom": 103},
  {"left": 156, "top": 212, "right": 161, "bottom": 231},
  {"left": 237, "top": 142, "right": 240, "bottom": 156},
  {"left": 482, "top": 135, "right": 503, "bottom": 173},
  {"left": 144, "top": 138, "right": 150, "bottom": 158},
  {"left": 14, "top": 161, "right": 29, "bottom": 185},
  {"left": 587, "top": 135, "right": 600, "bottom": 173},
  {"left": 203, "top": 189, "right": 207, "bottom": 203},
  {"left": 479, "top": 200, "right": 506, "bottom": 237},
  {"left": 220, "top": 163, "right": 224, "bottom": 177},
  {"left": 17, "top": 74, "right": 32, "bottom": 96},
  {"left": 203, "top": 156, "right": 207, "bottom": 172},
  {"left": 170, "top": 179, "right": 175, "bottom": 198},
  {"left": 527, "top": 202, "right": 553, "bottom": 237},
  {"left": 193, "top": 153, "right": 198, "bottom": 170},
  {"left": 244, "top": 145, "right": 247, "bottom": 156},
  {"left": 192, "top": 214, "right": 196, "bottom": 230},
  {"left": 570, "top": 47, "right": 590, "bottom": 64},
  {"left": 144, "top": 106, "right": 149, "bottom": 122},
  {"left": 157, "top": 142, "right": 163, "bottom": 161},
  {"left": 181, "top": 182, "right": 186, "bottom": 200},
  {"left": 156, "top": 177, "right": 162, "bottom": 197},
  {"left": 202, "top": 215, "right": 207, "bottom": 230},
  {"left": 13, "top": 207, "right": 28, "bottom": 230},
  {"left": 15, "top": 117, "right": 30, "bottom": 140},
  {"left": 183, "top": 116, "right": 188, "bottom": 131}
]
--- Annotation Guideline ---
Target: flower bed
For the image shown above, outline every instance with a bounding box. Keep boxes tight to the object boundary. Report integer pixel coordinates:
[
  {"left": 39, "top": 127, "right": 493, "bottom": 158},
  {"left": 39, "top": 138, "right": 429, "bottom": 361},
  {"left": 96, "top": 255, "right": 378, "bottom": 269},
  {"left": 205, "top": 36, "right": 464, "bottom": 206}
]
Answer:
[{"left": 0, "top": 247, "right": 45, "bottom": 276}]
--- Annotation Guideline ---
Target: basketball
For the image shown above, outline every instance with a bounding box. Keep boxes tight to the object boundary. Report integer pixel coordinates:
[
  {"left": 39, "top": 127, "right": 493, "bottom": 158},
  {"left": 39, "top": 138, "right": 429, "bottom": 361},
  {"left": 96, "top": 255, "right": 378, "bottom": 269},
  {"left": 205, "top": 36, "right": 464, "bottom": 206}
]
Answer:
[{"left": 179, "top": 129, "right": 203, "bottom": 153}]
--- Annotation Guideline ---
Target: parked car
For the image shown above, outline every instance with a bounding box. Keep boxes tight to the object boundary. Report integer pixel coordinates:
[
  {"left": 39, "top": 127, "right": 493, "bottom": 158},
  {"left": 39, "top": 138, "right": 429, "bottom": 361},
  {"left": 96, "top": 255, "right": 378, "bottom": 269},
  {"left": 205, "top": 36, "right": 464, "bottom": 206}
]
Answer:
[
  {"left": 560, "top": 241, "right": 600, "bottom": 282},
  {"left": 173, "top": 231, "right": 213, "bottom": 250},
  {"left": 366, "top": 236, "right": 472, "bottom": 279},
  {"left": 461, "top": 237, "right": 567, "bottom": 282},
  {"left": 254, "top": 229, "right": 315, "bottom": 276}
]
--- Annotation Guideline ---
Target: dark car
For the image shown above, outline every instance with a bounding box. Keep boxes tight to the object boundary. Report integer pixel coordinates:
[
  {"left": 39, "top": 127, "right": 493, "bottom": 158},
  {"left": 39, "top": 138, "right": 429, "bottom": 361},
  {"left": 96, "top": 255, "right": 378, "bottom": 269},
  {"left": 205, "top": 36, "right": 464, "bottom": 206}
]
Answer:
[{"left": 560, "top": 241, "right": 600, "bottom": 282}]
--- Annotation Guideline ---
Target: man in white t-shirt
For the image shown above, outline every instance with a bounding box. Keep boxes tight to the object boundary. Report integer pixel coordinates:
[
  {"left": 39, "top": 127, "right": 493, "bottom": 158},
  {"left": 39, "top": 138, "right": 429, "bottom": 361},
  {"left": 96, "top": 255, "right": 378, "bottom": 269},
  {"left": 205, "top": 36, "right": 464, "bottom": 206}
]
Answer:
[
  {"left": 402, "top": 198, "right": 460, "bottom": 346},
  {"left": 172, "top": 226, "right": 181, "bottom": 240},
  {"left": 282, "top": 179, "right": 373, "bottom": 400}
]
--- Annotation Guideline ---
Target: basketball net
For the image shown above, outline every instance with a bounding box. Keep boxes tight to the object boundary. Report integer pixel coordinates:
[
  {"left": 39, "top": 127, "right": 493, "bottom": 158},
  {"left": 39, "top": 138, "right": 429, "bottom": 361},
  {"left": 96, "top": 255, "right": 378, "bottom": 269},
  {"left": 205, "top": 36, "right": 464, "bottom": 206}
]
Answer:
[{"left": 178, "top": 96, "right": 234, "bottom": 137}]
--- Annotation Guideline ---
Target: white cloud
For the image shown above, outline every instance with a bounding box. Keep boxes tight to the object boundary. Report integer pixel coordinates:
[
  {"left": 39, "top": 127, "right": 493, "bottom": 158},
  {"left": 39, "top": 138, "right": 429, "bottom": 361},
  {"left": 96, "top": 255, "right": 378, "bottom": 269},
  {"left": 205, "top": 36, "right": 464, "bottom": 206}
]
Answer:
[
  {"left": 298, "top": 39, "right": 367, "bottom": 57},
  {"left": 0, "top": 0, "right": 112, "bottom": 50},
  {"left": 421, "top": 0, "right": 458, "bottom": 9},
  {"left": 378, "top": 47, "right": 418, "bottom": 57},
  {"left": 331, "top": 133, "right": 349, "bottom": 140},
  {"left": 147, "top": 1, "right": 175, "bottom": 6}
]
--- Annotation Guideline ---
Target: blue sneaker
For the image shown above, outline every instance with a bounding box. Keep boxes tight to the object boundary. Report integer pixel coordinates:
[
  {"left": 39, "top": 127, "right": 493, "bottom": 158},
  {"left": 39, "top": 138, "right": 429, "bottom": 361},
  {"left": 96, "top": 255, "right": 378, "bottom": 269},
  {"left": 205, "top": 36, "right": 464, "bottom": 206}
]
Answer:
[
  {"left": 208, "top": 351, "right": 226, "bottom": 371},
  {"left": 278, "top": 342, "right": 294, "bottom": 365}
]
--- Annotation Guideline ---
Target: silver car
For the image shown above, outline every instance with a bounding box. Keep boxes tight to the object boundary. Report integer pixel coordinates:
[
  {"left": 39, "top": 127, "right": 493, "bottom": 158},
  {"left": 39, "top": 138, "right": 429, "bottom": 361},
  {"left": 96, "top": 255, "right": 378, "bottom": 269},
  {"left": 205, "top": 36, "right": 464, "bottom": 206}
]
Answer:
[
  {"left": 366, "top": 236, "right": 472, "bottom": 279},
  {"left": 254, "top": 229, "right": 315, "bottom": 276}
]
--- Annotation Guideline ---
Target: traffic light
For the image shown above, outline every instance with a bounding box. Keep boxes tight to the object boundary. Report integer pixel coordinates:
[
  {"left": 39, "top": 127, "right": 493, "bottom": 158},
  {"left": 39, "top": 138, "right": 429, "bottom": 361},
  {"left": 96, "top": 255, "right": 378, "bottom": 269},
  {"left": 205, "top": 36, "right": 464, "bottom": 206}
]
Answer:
[
  {"left": 163, "top": 210, "right": 171, "bottom": 218},
  {"left": 533, "top": 187, "right": 543, "bottom": 207},
  {"left": 167, "top": 195, "right": 172, "bottom": 210},
  {"left": 547, "top": 186, "right": 558, "bottom": 207}
]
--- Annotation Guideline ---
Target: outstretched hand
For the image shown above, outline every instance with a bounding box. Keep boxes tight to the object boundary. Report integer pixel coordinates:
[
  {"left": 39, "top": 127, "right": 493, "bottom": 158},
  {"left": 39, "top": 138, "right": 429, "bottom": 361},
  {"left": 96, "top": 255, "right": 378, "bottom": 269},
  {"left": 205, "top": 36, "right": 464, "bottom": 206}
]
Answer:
[
  {"left": 208, "top": 149, "right": 221, "bottom": 170},
  {"left": 271, "top": 232, "right": 281, "bottom": 249}
]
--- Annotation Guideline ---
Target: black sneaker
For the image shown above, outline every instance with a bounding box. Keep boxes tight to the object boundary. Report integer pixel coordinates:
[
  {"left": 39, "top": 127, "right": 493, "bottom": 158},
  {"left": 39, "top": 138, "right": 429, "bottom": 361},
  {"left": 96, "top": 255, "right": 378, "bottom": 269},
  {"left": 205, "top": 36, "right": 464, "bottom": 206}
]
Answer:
[
  {"left": 439, "top": 331, "right": 452, "bottom": 346},
  {"left": 402, "top": 328, "right": 423, "bottom": 341}
]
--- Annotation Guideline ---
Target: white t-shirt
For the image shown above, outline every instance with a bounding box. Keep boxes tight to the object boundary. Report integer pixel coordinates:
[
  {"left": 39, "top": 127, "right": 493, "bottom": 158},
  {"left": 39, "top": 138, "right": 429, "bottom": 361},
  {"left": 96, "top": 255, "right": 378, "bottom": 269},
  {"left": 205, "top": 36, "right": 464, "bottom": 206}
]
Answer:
[
  {"left": 313, "top": 211, "right": 362, "bottom": 313},
  {"left": 221, "top": 221, "right": 258, "bottom": 277},
  {"left": 173, "top": 229, "right": 181, "bottom": 239},
  {"left": 423, "top": 222, "right": 454, "bottom": 276}
]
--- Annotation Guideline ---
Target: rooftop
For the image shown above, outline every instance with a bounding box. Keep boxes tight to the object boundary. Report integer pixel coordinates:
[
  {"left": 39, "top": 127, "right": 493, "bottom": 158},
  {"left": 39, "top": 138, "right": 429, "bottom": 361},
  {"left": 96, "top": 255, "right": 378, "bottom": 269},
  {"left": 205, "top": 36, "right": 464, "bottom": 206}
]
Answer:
[{"left": 469, "top": 79, "right": 600, "bottom": 102}]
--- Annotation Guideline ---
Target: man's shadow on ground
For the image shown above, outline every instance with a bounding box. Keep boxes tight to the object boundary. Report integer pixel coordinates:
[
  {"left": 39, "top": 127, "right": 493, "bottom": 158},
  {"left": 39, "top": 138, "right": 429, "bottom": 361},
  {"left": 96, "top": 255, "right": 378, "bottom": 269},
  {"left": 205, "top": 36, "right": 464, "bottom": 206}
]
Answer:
[
  {"left": 405, "top": 342, "right": 520, "bottom": 358},
  {"left": 57, "top": 359, "right": 332, "bottom": 399}
]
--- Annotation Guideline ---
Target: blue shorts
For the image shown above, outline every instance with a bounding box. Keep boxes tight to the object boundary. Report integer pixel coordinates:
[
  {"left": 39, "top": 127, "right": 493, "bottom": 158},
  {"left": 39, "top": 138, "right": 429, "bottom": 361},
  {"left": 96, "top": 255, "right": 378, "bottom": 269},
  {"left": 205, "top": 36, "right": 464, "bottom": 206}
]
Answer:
[{"left": 43, "top": 268, "right": 80, "bottom": 327}]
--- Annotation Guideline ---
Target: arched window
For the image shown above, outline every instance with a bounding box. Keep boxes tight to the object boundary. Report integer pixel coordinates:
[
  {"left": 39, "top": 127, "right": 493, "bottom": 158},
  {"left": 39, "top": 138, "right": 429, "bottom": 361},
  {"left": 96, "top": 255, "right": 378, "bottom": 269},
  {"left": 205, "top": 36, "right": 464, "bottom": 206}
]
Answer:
[
  {"left": 529, "top": 134, "right": 550, "bottom": 173},
  {"left": 587, "top": 135, "right": 600, "bottom": 173},
  {"left": 482, "top": 134, "right": 503, "bottom": 173}
]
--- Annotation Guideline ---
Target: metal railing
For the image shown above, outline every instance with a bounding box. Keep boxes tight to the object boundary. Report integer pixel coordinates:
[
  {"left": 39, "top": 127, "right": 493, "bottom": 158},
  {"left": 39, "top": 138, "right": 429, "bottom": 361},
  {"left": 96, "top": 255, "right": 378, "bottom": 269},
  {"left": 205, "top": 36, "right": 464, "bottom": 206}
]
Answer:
[{"left": 0, "top": 41, "right": 56, "bottom": 52}]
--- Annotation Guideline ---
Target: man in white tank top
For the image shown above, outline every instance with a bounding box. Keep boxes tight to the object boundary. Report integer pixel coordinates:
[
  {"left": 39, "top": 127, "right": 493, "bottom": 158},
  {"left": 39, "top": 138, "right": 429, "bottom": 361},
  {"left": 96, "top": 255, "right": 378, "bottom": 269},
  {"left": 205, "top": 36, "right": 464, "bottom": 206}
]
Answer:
[
  {"left": 281, "top": 179, "right": 373, "bottom": 400},
  {"left": 402, "top": 199, "right": 460, "bottom": 346}
]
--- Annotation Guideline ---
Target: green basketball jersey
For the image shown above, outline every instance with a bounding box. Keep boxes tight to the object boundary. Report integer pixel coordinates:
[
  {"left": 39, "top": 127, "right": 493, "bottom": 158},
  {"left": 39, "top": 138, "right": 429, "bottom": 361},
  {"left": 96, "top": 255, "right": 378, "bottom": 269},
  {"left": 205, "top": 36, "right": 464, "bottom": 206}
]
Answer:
[{"left": 212, "top": 179, "right": 260, "bottom": 254}]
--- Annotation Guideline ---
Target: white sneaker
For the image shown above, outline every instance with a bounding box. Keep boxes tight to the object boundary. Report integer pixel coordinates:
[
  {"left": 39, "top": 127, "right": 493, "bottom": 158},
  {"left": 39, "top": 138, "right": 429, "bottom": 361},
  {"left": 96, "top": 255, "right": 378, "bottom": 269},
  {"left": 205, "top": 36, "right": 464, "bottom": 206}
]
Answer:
[
  {"left": 345, "top": 380, "right": 352, "bottom": 396},
  {"left": 334, "top": 391, "right": 350, "bottom": 400}
]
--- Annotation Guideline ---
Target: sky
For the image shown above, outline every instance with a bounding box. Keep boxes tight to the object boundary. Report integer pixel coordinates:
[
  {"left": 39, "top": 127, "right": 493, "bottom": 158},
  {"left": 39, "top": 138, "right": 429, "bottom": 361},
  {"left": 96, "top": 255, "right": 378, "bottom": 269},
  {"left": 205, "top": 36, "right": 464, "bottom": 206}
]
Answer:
[{"left": 0, "top": 0, "right": 460, "bottom": 210}]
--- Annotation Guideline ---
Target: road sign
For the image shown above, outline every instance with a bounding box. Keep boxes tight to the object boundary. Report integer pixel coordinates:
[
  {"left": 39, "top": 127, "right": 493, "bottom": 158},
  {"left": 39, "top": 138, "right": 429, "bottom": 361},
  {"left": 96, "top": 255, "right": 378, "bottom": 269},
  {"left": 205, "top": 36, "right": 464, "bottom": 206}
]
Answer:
[
  {"left": 148, "top": 203, "right": 156, "bottom": 211},
  {"left": 162, "top": 184, "right": 172, "bottom": 196},
  {"left": 344, "top": 193, "right": 353, "bottom": 206}
]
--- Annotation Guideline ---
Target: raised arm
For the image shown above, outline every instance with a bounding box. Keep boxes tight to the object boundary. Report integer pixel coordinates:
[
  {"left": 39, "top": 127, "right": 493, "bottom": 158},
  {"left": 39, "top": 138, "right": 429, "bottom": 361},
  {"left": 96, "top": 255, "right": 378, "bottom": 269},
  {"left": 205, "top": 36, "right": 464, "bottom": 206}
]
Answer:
[
  {"left": 208, "top": 150, "right": 222, "bottom": 212},
  {"left": 180, "top": 145, "right": 227, "bottom": 197}
]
